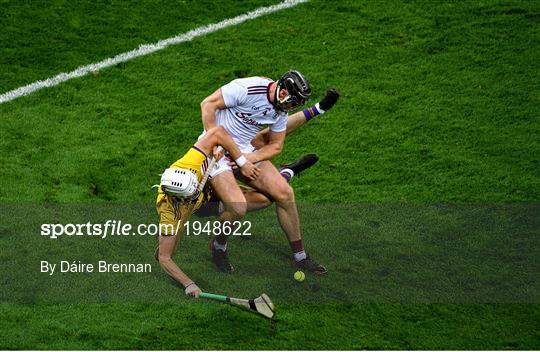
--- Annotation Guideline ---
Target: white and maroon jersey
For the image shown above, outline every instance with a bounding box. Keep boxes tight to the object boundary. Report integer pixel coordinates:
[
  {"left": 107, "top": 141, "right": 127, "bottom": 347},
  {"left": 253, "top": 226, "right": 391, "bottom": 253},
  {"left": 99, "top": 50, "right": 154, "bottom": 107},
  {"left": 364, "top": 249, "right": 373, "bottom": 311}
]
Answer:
[{"left": 215, "top": 76, "right": 288, "bottom": 150}]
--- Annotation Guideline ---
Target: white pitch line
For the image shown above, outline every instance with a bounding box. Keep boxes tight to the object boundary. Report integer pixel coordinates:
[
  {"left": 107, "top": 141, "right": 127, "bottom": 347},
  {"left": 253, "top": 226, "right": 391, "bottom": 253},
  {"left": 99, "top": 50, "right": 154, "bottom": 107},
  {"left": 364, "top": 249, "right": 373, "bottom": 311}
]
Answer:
[{"left": 0, "top": 0, "right": 308, "bottom": 105}]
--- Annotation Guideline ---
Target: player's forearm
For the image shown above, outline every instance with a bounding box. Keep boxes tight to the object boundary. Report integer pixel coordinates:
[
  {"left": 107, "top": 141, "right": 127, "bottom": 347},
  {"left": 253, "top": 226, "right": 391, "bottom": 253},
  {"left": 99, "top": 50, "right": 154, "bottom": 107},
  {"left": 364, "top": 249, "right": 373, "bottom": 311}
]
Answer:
[
  {"left": 159, "top": 257, "right": 194, "bottom": 288},
  {"left": 214, "top": 126, "right": 243, "bottom": 160},
  {"left": 251, "top": 129, "right": 269, "bottom": 149},
  {"left": 284, "top": 89, "right": 340, "bottom": 134},
  {"left": 251, "top": 113, "right": 305, "bottom": 149},
  {"left": 253, "top": 142, "right": 282, "bottom": 162},
  {"left": 285, "top": 111, "right": 308, "bottom": 134}
]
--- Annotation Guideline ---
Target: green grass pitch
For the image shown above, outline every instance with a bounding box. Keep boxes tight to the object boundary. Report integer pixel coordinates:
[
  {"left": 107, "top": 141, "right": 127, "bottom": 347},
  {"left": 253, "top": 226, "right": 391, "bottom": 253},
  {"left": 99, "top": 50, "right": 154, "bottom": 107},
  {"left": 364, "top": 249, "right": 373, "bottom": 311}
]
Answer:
[{"left": 1, "top": 0, "right": 539, "bottom": 349}]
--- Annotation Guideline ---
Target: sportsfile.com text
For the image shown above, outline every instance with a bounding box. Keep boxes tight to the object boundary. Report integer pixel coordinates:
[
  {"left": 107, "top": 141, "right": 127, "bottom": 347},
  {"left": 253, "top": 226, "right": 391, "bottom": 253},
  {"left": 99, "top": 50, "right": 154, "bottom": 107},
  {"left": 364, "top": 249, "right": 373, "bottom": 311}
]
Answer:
[{"left": 40, "top": 220, "right": 252, "bottom": 239}]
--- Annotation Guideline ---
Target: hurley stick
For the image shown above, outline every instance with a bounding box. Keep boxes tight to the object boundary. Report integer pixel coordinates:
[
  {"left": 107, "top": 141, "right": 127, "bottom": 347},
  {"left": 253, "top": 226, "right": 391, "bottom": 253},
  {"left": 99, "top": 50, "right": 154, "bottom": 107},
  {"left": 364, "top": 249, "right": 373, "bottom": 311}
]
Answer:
[{"left": 199, "top": 292, "right": 275, "bottom": 319}]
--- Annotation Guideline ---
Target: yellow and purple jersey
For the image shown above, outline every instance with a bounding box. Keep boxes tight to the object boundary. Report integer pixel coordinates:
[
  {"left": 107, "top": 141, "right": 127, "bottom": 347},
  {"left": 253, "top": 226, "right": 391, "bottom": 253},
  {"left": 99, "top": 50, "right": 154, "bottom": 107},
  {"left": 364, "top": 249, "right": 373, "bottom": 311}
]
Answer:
[{"left": 156, "top": 146, "right": 211, "bottom": 234}]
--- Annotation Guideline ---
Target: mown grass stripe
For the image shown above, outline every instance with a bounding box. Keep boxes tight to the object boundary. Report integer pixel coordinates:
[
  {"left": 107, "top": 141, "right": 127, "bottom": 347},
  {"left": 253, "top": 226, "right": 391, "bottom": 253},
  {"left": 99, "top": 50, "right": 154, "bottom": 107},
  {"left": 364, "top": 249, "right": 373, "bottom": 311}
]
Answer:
[{"left": 0, "top": 0, "right": 308, "bottom": 105}]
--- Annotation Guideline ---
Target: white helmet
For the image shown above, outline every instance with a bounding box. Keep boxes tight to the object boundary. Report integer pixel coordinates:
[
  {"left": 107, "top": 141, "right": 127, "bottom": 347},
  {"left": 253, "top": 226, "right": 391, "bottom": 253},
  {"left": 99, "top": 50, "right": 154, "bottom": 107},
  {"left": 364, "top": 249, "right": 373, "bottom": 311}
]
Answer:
[{"left": 160, "top": 168, "right": 199, "bottom": 199}]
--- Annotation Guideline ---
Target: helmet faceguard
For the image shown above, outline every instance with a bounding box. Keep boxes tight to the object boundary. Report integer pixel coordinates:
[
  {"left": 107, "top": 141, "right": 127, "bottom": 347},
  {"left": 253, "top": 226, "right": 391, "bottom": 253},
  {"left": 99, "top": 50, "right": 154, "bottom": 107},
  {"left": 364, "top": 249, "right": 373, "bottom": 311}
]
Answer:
[
  {"left": 160, "top": 168, "right": 199, "bottom": 199},
  {"left": 273, "top": 70, "right": 311, "bottom": 112}
]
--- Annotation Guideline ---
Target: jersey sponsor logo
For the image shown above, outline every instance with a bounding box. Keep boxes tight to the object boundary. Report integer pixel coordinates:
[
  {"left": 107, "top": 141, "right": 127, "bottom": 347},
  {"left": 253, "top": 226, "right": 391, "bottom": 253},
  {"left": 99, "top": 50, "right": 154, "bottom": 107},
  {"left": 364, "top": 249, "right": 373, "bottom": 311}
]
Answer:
[
  {"left": 235, "top": 112, "right": 252, "bottom": 118},
  {"left": 235, "top": 111, "right": 263, "bottom": 126}
]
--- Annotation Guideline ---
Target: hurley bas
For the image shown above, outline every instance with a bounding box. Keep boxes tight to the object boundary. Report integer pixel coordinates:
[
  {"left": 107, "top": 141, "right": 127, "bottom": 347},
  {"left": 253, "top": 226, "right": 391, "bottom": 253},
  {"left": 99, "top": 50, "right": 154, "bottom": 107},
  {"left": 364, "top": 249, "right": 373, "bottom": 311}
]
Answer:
[{"left": 41, "top": 260, "right": 152, "bottom": 275}]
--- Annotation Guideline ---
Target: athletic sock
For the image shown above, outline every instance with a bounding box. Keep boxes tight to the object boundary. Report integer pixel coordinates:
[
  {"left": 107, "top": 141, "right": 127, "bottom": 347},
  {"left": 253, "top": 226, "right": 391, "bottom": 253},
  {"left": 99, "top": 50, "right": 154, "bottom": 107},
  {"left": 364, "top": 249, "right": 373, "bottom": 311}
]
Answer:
[
  {"left": 280, "top": 168, "right": 294, "bottom": 183},
  {"left": 290, "top": 239, "right": 306, "bottom": 261},
  {"left": 213, "top": 239, "right": 227, "bottom": 252},
  {"left": 293, "top": 250, "right": 307, "bottom": 262}
]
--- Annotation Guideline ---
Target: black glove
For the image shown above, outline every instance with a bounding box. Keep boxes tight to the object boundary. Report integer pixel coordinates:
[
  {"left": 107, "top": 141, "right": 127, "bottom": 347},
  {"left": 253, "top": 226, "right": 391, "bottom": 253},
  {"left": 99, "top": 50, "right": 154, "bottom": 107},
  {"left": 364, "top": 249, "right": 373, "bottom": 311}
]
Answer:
[{"left": 318, "top": 88, "right": 340, "bottom": 111}]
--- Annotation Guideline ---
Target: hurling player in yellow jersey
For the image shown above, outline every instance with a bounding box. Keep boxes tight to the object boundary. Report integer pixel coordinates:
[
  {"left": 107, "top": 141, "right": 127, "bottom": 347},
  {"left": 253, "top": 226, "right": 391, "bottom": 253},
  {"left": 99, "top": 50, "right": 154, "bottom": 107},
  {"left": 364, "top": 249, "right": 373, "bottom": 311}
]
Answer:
[{"left": 156, "top": 125, "right": 259, "bottom": 297}]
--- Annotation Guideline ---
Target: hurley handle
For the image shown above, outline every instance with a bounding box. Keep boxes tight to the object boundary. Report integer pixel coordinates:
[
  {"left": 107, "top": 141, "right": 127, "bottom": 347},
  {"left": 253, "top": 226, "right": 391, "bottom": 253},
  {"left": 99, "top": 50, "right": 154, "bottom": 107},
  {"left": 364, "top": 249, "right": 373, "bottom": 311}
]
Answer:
[
  {"left": 197, "top": 146, "right": 223, "bottom": 193},
  {"left": 199, "top": 292, "right": 228, "bottom": 302}
]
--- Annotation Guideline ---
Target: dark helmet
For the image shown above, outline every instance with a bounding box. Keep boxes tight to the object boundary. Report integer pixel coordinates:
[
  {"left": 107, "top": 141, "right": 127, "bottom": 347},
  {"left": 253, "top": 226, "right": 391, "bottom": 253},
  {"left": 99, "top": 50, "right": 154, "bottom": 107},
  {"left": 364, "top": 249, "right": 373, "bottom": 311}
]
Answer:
[{"left": 273, "top": 70, "right": 311, "bottom": 112}]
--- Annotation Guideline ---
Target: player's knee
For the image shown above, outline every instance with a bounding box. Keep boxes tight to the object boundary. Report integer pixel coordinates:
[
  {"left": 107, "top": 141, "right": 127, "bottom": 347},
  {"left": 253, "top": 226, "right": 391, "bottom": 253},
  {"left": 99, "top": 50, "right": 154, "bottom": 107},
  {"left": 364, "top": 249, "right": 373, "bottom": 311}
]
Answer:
[
  {"left": 224, "top": 201, "right": 247, "bottom": 220},
  {"left": 260, "top": 197, "right": 272, "bottom": 209},
  {"left": 231, "top": 202, "right": 247, "bottom": 219},
  {"left": 274, "top": 184, "right": 295, "bottom": 204}
]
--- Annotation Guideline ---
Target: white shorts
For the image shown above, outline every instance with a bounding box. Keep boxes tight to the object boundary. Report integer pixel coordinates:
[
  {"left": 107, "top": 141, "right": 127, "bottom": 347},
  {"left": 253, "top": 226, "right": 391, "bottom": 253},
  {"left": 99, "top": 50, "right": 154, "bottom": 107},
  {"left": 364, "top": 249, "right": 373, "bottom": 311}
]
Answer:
[
  {"left": 198, "top": 130, "right": 256, "bottom": 179},
  {"left": 210, "top": 144, "right": 256, "bottom": 178}
]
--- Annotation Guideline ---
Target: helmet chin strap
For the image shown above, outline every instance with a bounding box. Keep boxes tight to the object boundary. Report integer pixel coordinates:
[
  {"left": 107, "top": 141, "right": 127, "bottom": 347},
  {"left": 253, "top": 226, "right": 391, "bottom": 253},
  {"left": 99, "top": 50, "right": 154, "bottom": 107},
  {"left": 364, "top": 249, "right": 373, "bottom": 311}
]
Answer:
[
  {"left": 273, "top": 86, "right": 283, "bottom": 110},
  {"left": 279, "top": 94, "right": 291, "bottom": 104},
  {"left": 274, "top": 85, "right": 292, "bottom": 111}
]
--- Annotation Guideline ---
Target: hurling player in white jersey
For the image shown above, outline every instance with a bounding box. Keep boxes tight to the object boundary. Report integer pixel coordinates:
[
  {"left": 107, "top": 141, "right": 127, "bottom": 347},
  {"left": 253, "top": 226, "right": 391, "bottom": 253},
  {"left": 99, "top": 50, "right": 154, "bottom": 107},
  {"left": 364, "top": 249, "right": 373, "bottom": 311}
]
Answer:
[{"left": 201, "top": 70, "right": 336, "bottom": 275}]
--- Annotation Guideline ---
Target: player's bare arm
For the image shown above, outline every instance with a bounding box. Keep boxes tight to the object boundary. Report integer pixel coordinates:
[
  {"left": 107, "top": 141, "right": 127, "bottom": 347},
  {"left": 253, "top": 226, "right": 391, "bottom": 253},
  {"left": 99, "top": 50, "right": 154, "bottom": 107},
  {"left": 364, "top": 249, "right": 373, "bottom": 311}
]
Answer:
[
  {"left": 250, "top": 112, "right": 304, "bottom": 149},
  {"left": 195, "top": 125, "right": 260, "bottom": 180},
  {"left": 200, "top": 89, "right": 227, "bottom": 158},
  {"left": 201, "top": 89, "right": 226, "bottom": 130},
  {"left": 251, "top": 88, "right": 340, "bottom": 149},
  {"left": 158, "top": 234, "right": 200, "bottom": 295},
  {"left": 245, "top": 130, "right": 285, "bottom": 163}
]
